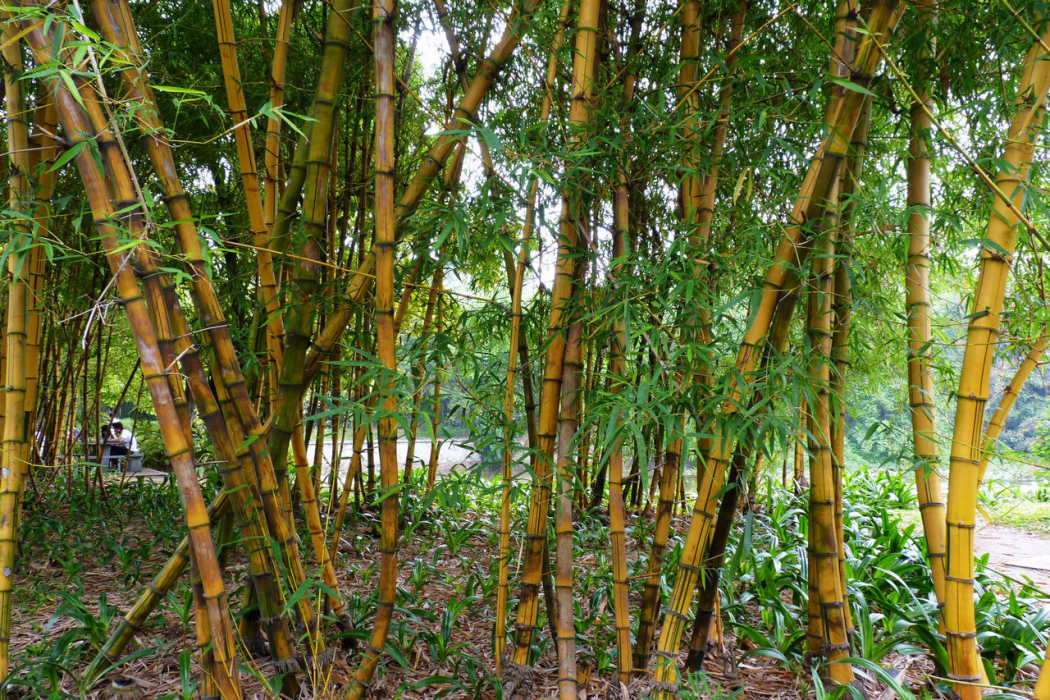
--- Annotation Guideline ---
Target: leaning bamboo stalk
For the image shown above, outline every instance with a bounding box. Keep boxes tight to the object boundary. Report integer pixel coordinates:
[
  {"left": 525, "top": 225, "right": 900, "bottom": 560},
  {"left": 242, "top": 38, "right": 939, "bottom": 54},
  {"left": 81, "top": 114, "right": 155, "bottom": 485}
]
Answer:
[
  {"left": 496, "top": 0, "right": 571, "bottom": 668},
  {"left": 188, "top": 553, "right": 219, "bottom": 700},
  {"left": 404, "top": 268, "right": 442, "bottom": 487},
  {"left": 649, "top": 4, "right": 900, "bottom": 693},
  {"left": 426, "top": 290, "right": 445, "bottom": 492},
  {"left": 264, "top": 0, "right": 295, "bottom": 232},
  {"left": 685, "top": 457, "right": 744, "bottom": 671},
  {"left": 684, "top": 3, "right": 747, "bottom": 483},
  {"left": 976, "top": 334, "right": 1049, "bottom": 487},
  {"left": 210, "top": 0, "right": 286, "bottom": 368},
  {"left": 555, "top": 320, "right": 584, "bottom": 699},
  {"left": 329, "top": 387, "right": 376, "bottom": 560},
  {"left": 291, "top": 424, "right": 347, "bottom": 619},
  {"left": 85, "top": 492, "right": 232, "bottom": 681},
  {"left": 266, "top": 0, "right": 354, "bottom": 531},
  {"left": 95, "top": 0, "right": 326, "bottom": 664},
  {"left": 943, "top": 20, "right": 1050, "bottom": 699},
  {"left": 902, "top": 0, "right": 949, "bottom": 624},
  {"left": 79, "top": 7, "right": 302, "bottom": 674},
  {"left": 634, "top": 430, "right": 684, "bottom": 670},
  {"left": 18, "top": 24, "right": 243, "bottom": 697},
  {"left": 510, "top": 0, "right": 601, "bottom": 663},
  {"left": 830, "top": 102, "right": 868, "bottom": 636},
  {"left": 346, "top": 0, "right": 399, "bottom": 692}
]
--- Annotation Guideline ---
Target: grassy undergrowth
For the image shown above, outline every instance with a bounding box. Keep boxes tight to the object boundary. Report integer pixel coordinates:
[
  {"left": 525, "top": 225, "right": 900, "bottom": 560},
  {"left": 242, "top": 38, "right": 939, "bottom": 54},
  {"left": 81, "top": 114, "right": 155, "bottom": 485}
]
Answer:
[{"left": 5, "top": 466, "right": 1049, "bottom": 699}]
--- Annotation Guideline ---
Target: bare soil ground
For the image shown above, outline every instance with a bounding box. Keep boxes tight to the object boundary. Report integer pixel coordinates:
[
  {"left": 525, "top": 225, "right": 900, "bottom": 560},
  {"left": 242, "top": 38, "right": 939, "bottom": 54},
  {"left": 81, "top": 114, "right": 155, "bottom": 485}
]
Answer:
[{"left": 976, "top": 518, "right": 1050, "bottom": 594}]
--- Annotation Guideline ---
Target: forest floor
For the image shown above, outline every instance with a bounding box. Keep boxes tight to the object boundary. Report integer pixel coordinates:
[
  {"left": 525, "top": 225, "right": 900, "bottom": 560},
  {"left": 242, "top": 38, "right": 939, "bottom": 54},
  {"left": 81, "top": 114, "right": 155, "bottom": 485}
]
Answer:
[
  {"left": 7, "top": 505, "right": 912, "bottom": 700},
  {"left": 8, "top": 466, "right": 1050, "bottom": 700}
]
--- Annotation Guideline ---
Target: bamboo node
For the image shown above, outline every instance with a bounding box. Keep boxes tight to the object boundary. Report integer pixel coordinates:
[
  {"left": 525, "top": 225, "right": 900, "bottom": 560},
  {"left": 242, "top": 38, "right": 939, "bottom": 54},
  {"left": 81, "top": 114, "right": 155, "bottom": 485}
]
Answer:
[
  {"left": 272, "top": 655, "right": 301, "bottom": 674},
  {"left": 945, "top": 630, "right": 978, "bottom": 639},
  {"left": 821, "top": 642, "right": 851, "bottom": 652}
]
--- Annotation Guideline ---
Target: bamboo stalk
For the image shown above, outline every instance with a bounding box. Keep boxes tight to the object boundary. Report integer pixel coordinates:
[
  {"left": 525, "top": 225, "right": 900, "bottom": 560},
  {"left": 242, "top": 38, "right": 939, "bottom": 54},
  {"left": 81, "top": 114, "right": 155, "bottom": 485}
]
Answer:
[
  {"left": 96, "top": 0, "right": 328, "bottom": 666},
  {"left": 649, "top": 4, "right": 900, "bottom": 693},
  {"left": 85, "top": 492, "right": 231, "bottom": 681},
  {"left": 685, "top": 458, "right": 743, "bottom": 671},
  {"left": 210, "top": 0, "right": 286, "bottom": 373},
  {"left": 976, "top": 335, "right": 1049, "bottom": 487},
  {"left": 346, "top": 0, "right": 399, "bottom": 691},
  {"left": 830, "top": 101, "right": 869, "bottom": 637},
  {"left": 266, "top": 0, "right": 355, "bottom": 540},
  {"left": 291, "top": 424, "right": 347, "bottom": 619},
  {"left": 495, "top": 0, "right": 571, "bottom": 668},
  {"left": 18, "top": 18, "right": 243, "bottom": 692},
  {"left": 903, "top": 0, "right": 949, "bottom": 627},
  {"left": 510, "top": 0, "right": 601, "bottom": 663},
  {"left": 264, "top": 0, "right": 296, "bottom": 232},
  {"left": 943, "top": 19, "right": 1050, "bottom": 696},
  {"left": 554, "top": 320, "right": 583, "bottom": 699},
  {"left": 403, "top": 268, "right": 442, "bottom": 488},
  {"left": 806, "top": 191, "right": 854, "bottom": 685},
  {"left": 606, "top": 130, "right": 634, "bottom": 685},
  {"left": 300, "top": 0, "right": 547, "bottom": 384},
  {"left": 426, "top": 289, "right": 444, "bottom": 492},
  {"left": 634, "top": 429, "right": 683, "bottom": 670},
  {"left": 0, "top": 26, "right": 34, "bottom": 693}
]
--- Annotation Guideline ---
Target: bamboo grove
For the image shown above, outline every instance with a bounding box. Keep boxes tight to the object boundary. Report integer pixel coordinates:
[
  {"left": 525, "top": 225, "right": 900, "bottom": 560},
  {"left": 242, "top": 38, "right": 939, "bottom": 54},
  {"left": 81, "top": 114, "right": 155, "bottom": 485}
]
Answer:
[{"left": 2, "top": 0, "right": 1050, "bottom": 698}]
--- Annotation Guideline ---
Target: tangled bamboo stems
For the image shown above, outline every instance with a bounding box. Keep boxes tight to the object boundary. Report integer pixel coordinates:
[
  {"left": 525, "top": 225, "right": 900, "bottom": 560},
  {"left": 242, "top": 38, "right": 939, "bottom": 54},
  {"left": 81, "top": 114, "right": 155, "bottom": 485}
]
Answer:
[{"left": 16, "top": 17, "right": 244, "bottom": 695}]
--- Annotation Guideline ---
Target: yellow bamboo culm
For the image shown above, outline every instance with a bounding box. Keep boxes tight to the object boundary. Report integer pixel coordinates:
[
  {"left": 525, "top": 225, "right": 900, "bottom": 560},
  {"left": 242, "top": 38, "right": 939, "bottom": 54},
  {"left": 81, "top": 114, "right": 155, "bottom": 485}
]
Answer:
[
  {"left": 403, "top": 269, "right": 442, "bottom": 487},
  {"left": 0, "top": 26, "right": 33, "bottom": 695},
  {"left": 976, "top": 334, "right": 1049, "bottom": 488},
  {"left": 604, "top": 0, "right": 644, "bottom": 680},
  {"left": 649, "top": 4, "right": 900, "bottom": 695},
  {"left": 495, "top": 0, "right": 572, "bottom": 668},
  {"left": 555, "top": 322, "right": 584, "bottom": 700},
  {"left": 301, "top": 0, "right": 547, "bottom": 385},
  {"left": 90, "top": 1, "right": 308, "bottom": 676},
  {"left": 509, "top": 0, "right": 601, "bottom": 665},
  {"left": 943, "top": 17, "right": 1050, "bottom": 700},
  {"left": 903, "top": 0, "right": 949, "bottom": 624},
  {"left": 18, "top": 28, "right": 245, "bottom": 700},
  {"left": 347, "top": 0, "right": 399, "bottom": 693},
  {"left": 806, "top": 189, "right": 854, "bottom": 686},
  {"left": 830, "top": 102, "right": 869, "bottom": 635}
]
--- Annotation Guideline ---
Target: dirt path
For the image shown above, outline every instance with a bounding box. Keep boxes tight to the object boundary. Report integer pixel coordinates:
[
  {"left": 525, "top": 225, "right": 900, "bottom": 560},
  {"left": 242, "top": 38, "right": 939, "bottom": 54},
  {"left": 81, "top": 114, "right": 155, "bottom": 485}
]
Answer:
[{"left": 976, "top": 518, "right": 1050, "bottom": 593}]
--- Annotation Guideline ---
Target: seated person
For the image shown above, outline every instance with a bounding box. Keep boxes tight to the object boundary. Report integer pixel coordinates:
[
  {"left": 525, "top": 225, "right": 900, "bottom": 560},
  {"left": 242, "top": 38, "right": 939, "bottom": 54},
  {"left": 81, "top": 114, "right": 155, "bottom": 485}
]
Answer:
[{"left": 106, "top": 421, "right": 137, "bottom": 468}]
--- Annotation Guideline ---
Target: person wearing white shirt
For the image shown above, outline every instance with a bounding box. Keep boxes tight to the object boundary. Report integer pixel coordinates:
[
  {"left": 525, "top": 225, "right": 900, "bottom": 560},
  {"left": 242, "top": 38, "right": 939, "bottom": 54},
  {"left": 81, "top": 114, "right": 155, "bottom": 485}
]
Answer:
[{"left": 106, "top": 421, "right": 137, "bottom": 468}]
